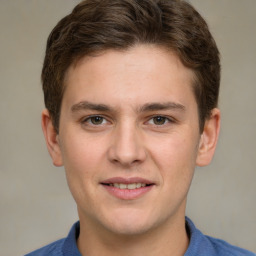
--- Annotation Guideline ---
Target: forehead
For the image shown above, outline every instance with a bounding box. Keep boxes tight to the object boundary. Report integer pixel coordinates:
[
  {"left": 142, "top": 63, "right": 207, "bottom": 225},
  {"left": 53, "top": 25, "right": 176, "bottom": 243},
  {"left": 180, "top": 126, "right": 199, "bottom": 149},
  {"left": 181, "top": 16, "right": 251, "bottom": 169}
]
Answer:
[{"left": 63, "top": 45, "right": 196, "bottom": 110}]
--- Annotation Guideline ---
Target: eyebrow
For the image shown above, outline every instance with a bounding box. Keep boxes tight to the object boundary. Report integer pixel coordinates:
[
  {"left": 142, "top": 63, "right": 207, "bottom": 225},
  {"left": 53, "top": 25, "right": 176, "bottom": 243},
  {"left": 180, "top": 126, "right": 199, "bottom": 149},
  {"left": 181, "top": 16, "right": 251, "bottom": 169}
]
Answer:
[
  {"left": 71, "top": 101, "right": 185, "bottom": 113},
  {"left": 139, "top": 102, "right": 186, "bottom": 112},
  {"left": 71, "top": 101, "right": 112, "bottom": 112}
]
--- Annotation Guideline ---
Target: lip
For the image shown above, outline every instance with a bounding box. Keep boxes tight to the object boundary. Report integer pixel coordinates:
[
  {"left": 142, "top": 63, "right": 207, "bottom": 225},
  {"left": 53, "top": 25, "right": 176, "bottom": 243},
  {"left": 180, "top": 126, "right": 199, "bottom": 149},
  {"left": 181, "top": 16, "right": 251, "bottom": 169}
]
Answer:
[
  {"left": 101, "top": 176, "right": 154, "bottom": 184},
  {"left": 100, "top": 176, "right": 155, "bottom": 200}
]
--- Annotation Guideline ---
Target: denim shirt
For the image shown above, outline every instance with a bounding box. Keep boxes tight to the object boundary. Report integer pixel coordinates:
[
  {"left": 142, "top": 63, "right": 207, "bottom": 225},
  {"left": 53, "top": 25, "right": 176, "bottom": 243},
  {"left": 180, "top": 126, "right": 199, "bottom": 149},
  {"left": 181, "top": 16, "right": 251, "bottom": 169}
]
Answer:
[{"left": 25, "top": 217, "right": 256, "bottom": 256}]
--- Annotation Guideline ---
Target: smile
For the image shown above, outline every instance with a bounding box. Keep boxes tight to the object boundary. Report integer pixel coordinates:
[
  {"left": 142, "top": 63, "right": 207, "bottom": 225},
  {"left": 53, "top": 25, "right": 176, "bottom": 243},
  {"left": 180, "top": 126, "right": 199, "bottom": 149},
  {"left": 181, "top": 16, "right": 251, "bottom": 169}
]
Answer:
[
  {"left": 108, "top": 183, "right": 147, "bottom": 189},
  {"left": 101, "top": 178, "right": 154, "bottom": 200}
]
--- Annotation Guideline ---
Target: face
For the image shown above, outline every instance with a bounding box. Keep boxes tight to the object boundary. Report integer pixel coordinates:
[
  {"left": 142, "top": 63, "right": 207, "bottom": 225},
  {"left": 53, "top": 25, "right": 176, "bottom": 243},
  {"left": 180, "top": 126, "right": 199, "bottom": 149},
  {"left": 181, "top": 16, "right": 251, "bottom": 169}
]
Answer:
[{"left": 42, "top": 45, "right": 219, "bottom": 237}]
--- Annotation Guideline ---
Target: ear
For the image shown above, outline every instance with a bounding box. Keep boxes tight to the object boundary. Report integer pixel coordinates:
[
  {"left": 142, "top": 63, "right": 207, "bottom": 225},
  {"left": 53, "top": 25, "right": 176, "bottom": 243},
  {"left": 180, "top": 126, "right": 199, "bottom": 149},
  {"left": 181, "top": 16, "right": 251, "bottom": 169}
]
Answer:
[
  {"left": 196, "top": 108, "right": 220, "bottom": 166},
  {"left": 41, "top": 109, "right": 63, "bottom": 166}
]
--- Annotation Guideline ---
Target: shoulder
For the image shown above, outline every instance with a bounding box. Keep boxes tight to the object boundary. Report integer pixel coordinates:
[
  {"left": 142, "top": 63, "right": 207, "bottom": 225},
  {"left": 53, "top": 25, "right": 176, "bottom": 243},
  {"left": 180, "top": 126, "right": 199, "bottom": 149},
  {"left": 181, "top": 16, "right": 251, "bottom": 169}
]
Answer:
[
  {"left": 24, "top": 238, "right": 65, "bottom": 256},
  {"left": 24, "top": 221, "right": 81, "bottom": 256},
  {"left": 185, "top": 217, "right": 256, "bottom": 256},
  {"left": 205, "top": 235, "right": 256, "bottom": 256}
]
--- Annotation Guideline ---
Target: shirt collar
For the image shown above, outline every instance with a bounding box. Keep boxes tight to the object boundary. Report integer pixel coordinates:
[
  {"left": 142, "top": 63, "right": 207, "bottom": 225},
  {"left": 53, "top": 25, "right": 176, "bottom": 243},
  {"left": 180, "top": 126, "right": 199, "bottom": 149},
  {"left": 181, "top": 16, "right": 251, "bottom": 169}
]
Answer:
[
  {"left": 62, "top": 221, "right": 81, "bottom": 256},
  {"left": 62, "top": 217, "right": 203, "bottom": 256}
]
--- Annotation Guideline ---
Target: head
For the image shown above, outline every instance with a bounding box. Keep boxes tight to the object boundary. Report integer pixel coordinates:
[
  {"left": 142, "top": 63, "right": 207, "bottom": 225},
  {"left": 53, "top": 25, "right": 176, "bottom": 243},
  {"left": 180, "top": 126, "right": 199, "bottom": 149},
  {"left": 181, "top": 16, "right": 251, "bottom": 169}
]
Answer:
[
  {"left": 42, "top": 0, "right": 220, "bottom": 134},
  {"left": 41, "top": 0, "right": 221, "bottom": 243}
]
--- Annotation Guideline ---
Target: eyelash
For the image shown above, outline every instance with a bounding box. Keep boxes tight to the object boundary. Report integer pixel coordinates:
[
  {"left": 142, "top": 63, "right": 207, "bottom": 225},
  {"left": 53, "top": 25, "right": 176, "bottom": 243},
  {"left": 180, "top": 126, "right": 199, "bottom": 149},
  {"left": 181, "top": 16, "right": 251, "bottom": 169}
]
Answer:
[
  {"left": 147, "top": 115, "right": 174, "bottom": 126},
  {"left": 81, "top": 115, "right": 109, "bottom": 126},
  {"left": 81, "top": 115, "right": 174, "bottom": 127}
]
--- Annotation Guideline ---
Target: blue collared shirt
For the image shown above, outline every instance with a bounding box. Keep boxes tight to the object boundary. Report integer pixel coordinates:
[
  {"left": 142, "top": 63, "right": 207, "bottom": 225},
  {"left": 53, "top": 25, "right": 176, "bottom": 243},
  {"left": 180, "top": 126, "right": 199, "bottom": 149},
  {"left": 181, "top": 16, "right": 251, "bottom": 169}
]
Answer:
[{"left": 25, "top": 217, "right": 256, "bottom": 256}]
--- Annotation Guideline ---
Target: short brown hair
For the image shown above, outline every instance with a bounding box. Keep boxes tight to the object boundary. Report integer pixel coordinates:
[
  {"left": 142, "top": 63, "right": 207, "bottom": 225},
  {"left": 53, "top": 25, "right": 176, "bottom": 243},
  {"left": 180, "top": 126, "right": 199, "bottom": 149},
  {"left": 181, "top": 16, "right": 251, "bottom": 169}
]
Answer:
[{"left": 42, "top": 0, "right": 220, "bottom": 133}]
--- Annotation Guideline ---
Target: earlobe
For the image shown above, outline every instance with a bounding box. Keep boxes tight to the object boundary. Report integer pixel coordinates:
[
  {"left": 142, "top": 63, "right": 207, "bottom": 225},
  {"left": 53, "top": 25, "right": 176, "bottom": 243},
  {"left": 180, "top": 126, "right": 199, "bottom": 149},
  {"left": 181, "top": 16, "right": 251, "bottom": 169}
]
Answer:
[
  {"left": 196, "top": 108, "right": 220, "bottom": 167},
  {"left": 41, "top": 109, "right": 63, "bottom": 167}
]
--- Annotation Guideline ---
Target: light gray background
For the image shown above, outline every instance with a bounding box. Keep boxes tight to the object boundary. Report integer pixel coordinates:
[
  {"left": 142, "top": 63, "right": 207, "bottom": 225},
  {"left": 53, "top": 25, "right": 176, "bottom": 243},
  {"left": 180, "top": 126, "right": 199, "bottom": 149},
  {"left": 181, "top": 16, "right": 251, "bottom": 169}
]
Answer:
[{"left": 0, "top": 1, "right": 255, "bottom": 255}]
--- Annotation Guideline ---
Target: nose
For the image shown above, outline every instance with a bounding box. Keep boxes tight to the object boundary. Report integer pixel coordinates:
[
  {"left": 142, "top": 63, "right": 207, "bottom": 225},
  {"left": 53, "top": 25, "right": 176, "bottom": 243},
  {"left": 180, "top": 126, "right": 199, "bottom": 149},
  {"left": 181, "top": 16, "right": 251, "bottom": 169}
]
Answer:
[{"left": 107, "top": 122, "right": 147, "bottom": 167}]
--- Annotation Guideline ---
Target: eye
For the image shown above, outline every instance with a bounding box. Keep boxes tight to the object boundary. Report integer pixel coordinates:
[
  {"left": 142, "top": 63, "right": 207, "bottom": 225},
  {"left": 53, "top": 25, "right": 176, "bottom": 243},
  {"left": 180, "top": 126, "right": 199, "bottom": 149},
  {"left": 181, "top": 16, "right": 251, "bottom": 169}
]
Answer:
[
  {"left": 148, "top": 116, "right": 170, "bottom": 125},
  {"left": 83, "top": 115, "right": 107, "bottom": 125}
]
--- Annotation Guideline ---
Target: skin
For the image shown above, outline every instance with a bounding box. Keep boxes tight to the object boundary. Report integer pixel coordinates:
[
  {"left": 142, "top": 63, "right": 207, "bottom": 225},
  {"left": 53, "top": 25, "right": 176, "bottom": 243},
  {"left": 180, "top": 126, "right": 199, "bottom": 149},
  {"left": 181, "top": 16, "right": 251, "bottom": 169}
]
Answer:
[{"left": 42, "top": 45, "right": 220, "bottom": 256}]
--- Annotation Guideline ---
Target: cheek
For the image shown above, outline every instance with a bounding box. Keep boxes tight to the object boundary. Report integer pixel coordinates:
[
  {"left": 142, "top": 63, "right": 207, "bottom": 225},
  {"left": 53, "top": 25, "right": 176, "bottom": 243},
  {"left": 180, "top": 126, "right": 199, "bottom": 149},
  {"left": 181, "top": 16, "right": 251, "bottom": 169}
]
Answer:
[
  {"left": 61, "top": 134, "right": 105, "bottom": 172},
  {"left": 60, "top": 139, "right": 104, "bottom": 209},
  {"left": 148, "top": 132, "right": 198, "bottom": 184},
  {"left": 59, "top": 135, "right": 107, "bottom": 198}
]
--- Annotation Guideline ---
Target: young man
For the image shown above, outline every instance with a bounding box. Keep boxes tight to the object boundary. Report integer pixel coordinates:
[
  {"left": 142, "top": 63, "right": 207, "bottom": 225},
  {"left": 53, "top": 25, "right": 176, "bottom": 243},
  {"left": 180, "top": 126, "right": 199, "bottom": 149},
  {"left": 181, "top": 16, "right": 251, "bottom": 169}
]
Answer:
[{"left": 26, "top": 0, "right": 255, "bottom": 255}]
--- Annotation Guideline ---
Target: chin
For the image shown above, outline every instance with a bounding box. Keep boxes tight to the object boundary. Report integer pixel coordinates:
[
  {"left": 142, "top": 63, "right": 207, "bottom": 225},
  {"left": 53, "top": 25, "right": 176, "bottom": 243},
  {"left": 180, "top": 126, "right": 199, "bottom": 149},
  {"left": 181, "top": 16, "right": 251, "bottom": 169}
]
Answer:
[
  {"left": 107, "top": 221, "right": 152, "bottom": 236},
  {"left": 101, "top": 209, "right": 161, "bottom": 236}
]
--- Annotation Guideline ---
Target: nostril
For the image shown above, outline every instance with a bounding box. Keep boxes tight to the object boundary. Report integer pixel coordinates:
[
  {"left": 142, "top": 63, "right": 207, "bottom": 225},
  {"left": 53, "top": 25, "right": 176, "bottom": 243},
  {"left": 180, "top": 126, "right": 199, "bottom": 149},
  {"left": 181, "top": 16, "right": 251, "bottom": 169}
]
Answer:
[{"left": 107, "top": 132, "right": 147, "bottom": 166}]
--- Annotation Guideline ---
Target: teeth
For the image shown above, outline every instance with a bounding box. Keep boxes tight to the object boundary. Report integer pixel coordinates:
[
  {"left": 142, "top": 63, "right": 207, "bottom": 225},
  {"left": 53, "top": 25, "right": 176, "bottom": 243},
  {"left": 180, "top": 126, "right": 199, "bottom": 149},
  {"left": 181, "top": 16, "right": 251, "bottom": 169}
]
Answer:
[
  {"left": 112, "top": 183, "right": 147, "bottom": 189},
  {"left": 127, "top": 183, "right": 136, "bottom": 189},
  {"left": 120, "top": 184, "right": 127, "bottom": 189}
]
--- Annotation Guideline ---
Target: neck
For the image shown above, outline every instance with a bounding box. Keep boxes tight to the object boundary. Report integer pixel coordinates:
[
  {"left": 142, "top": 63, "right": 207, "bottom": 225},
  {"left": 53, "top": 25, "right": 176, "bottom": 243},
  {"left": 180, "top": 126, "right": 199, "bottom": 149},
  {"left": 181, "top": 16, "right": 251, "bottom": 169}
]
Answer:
[{"left": 77, "top": 214, "right": 189, "bottom": 256}]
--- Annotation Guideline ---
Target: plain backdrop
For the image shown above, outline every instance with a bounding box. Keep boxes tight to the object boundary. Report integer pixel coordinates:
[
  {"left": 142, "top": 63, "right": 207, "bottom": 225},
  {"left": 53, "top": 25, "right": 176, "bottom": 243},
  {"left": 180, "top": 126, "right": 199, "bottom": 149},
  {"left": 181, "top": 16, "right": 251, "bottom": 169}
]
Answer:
[{"left": 0, "top": 1, "right": 255, "bottom": 255}]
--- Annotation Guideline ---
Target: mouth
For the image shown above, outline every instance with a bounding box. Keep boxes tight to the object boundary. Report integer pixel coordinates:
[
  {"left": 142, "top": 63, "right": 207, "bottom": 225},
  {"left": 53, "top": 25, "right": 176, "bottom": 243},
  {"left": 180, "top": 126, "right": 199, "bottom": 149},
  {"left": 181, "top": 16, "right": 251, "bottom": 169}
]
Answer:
[
  {"left": 100, "top": 177, "right": 155, "bottom": 200},
  {"left": 102, "top": 182, "right": 152, "bottom": 189}
]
